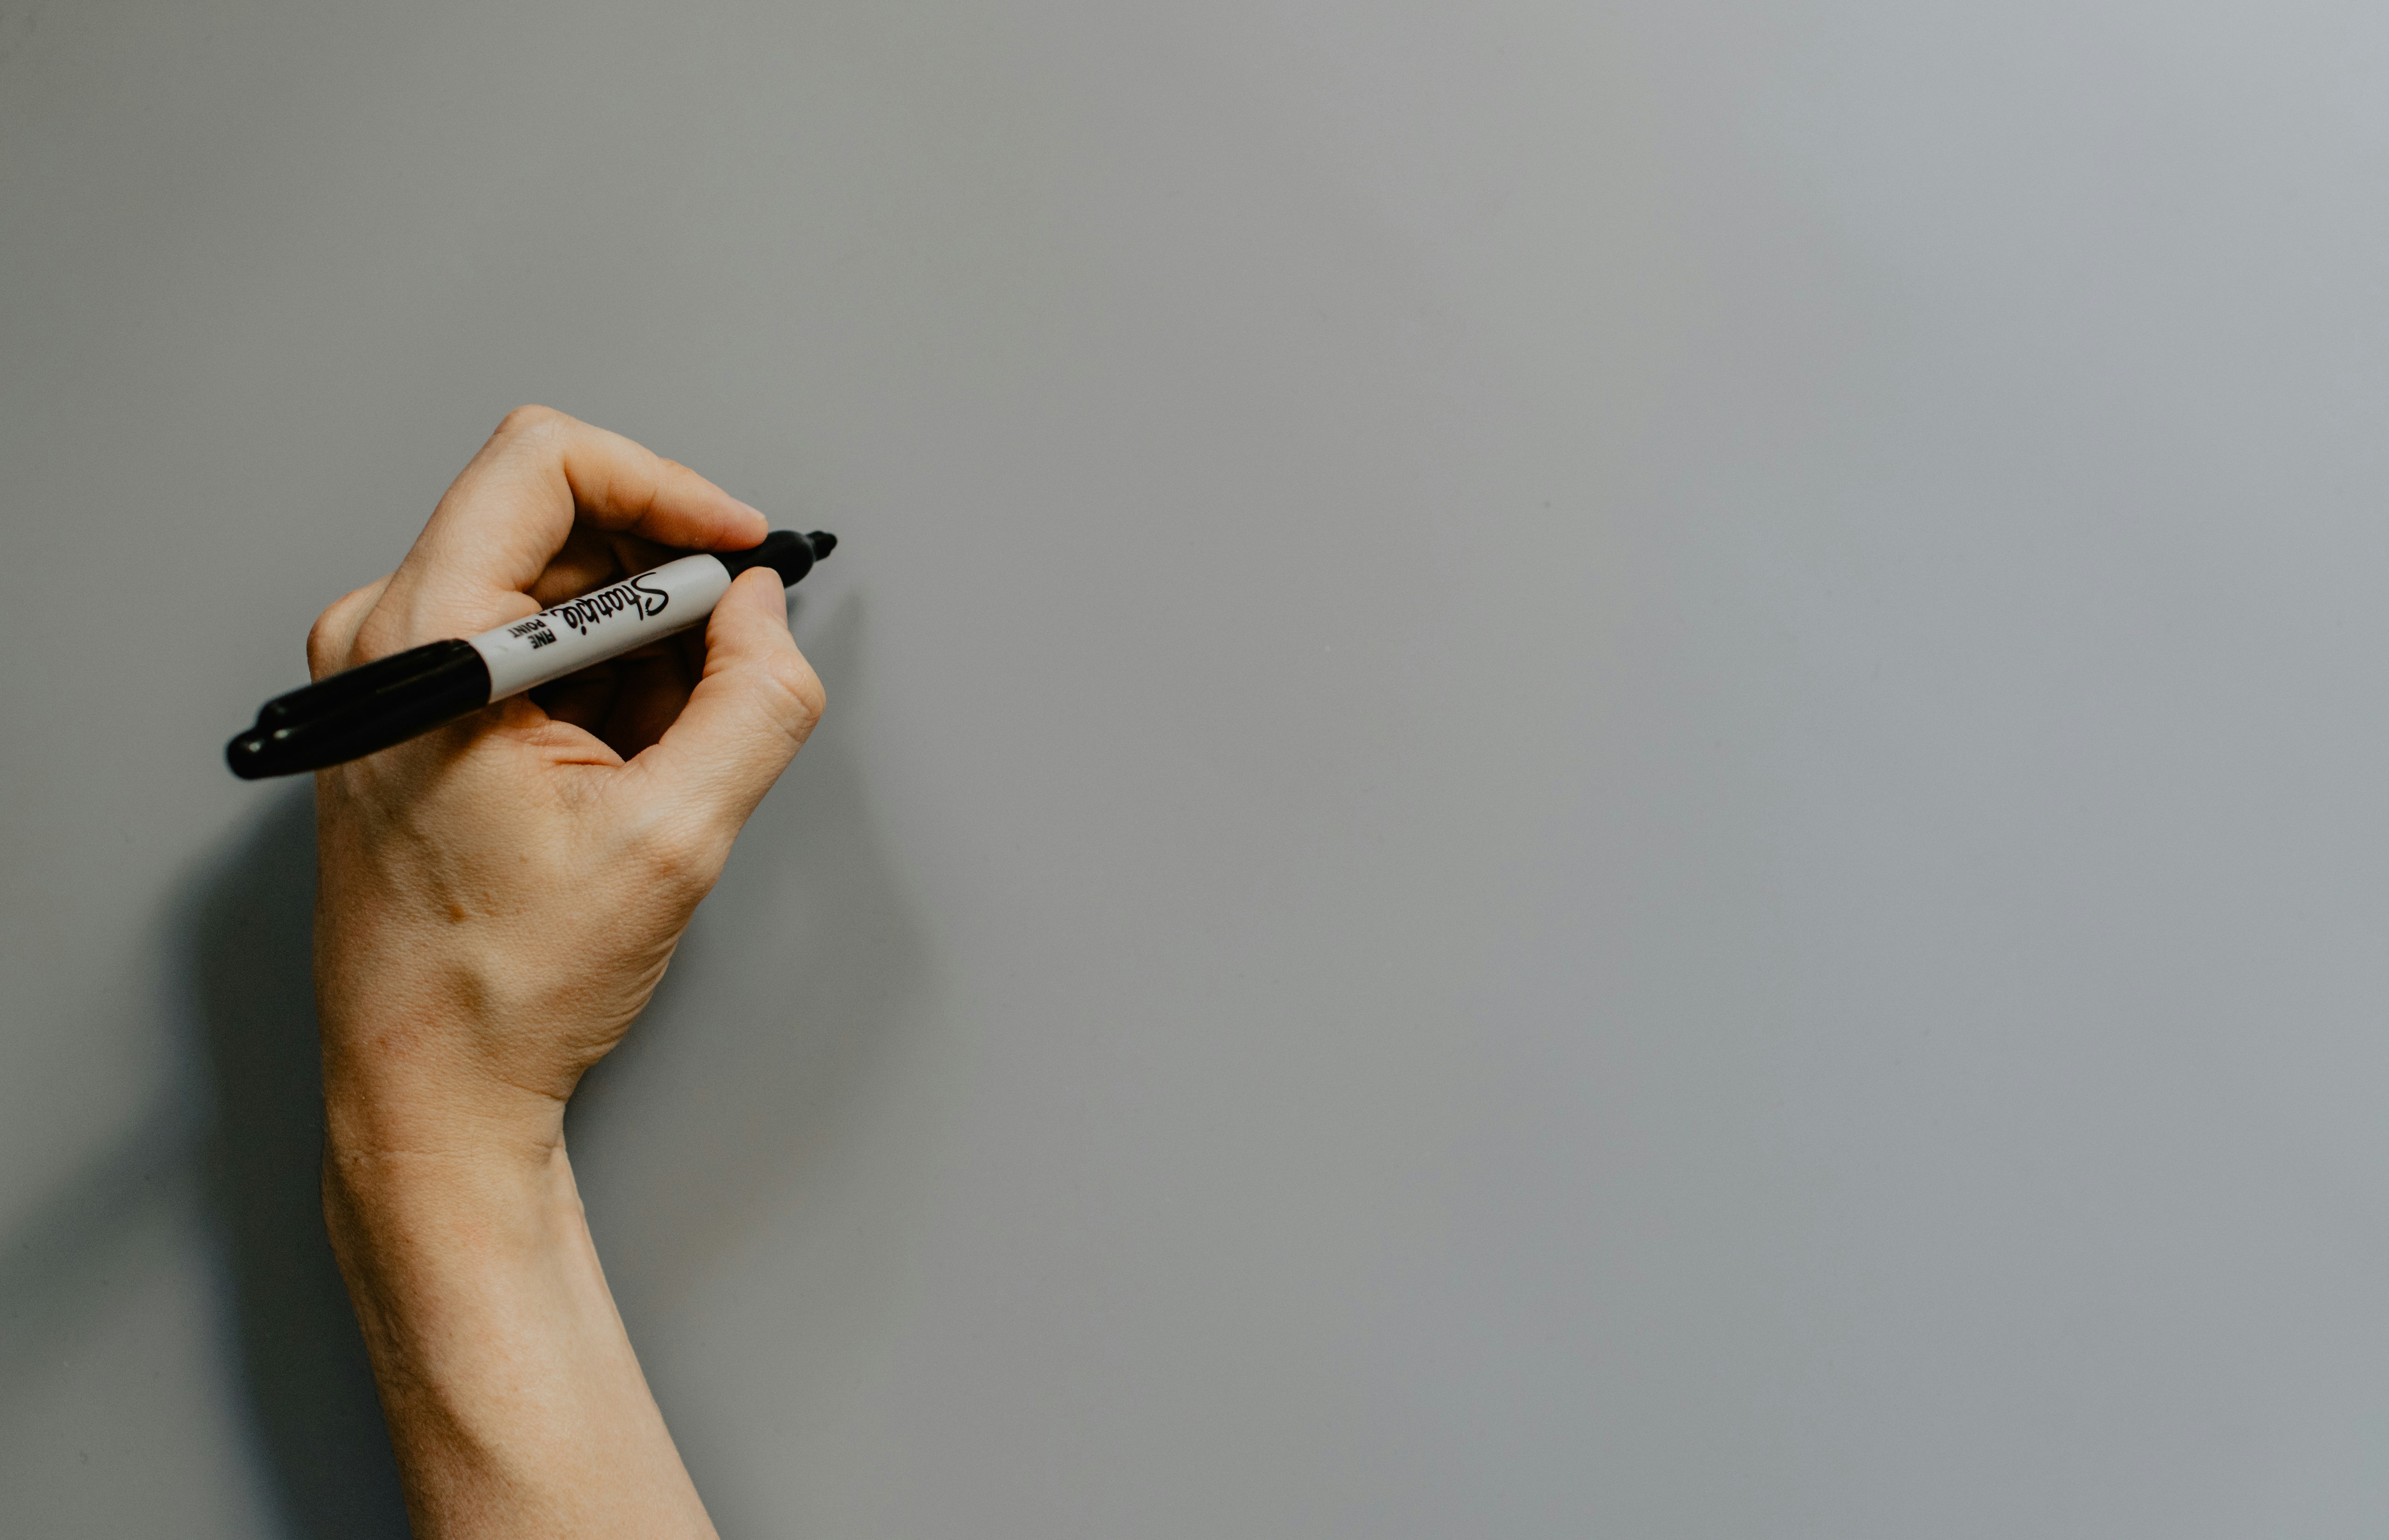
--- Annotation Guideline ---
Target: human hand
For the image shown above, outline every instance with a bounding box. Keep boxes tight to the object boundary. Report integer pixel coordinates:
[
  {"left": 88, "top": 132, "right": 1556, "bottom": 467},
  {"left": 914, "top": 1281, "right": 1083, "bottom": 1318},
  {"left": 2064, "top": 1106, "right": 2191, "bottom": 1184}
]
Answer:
[
  {"left": 308, "top": 404, "right": 826, "bottom": 1158},
  {"left": 305, "top": 407, "right": 821, "bottom": 1537}
]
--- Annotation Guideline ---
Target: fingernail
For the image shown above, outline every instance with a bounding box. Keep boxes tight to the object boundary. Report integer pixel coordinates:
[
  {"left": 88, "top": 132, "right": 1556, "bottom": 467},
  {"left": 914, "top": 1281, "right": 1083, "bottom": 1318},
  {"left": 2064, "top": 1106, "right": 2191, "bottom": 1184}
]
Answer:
[{"left": 732, "top": 498, "right": 769, "bottom": 526}]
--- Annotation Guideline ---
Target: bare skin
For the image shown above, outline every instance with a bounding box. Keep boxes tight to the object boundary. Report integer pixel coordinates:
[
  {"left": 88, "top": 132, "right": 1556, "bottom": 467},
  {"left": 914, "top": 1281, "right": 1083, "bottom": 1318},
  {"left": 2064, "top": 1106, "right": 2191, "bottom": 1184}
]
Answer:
[{"left": 308, "top": 406, "right": 825, "bottom": 1538}]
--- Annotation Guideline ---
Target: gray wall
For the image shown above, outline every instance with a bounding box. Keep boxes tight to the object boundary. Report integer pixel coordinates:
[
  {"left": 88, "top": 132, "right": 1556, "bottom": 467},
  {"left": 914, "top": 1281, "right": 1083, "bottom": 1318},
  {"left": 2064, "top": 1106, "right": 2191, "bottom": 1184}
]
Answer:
[{"left": 7, "top": 0, "right": 2389, "bottom": 1533}]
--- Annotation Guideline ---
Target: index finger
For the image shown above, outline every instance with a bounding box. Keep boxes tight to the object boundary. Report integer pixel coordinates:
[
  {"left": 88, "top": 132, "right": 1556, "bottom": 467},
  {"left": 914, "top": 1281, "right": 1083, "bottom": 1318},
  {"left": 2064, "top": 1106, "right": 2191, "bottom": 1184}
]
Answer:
[{"left": 425, "top": 403, "right": 763, "bottom": 578}]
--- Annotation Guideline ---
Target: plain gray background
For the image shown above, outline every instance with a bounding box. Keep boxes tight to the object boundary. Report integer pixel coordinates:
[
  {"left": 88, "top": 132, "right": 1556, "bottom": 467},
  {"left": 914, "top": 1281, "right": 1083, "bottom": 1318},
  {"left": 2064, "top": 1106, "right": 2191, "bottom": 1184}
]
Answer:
[{"left": 6, "top": 0, "right": 2389, "bottom": 1533}]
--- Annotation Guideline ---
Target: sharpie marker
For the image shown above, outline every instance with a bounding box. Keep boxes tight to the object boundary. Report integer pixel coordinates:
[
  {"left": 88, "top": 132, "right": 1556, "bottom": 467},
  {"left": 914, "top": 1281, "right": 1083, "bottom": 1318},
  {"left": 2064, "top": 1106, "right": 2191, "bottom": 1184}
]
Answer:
[{"left": 225, "top": 530, "right": 836, "bottom": 780}]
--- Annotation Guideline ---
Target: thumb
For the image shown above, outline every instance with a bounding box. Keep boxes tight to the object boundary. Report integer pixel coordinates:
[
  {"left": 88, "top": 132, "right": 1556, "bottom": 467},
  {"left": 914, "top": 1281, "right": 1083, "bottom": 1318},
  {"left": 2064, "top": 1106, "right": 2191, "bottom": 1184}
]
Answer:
[{"left": 634, "top": 568, "right": 825, "bottom": 833}]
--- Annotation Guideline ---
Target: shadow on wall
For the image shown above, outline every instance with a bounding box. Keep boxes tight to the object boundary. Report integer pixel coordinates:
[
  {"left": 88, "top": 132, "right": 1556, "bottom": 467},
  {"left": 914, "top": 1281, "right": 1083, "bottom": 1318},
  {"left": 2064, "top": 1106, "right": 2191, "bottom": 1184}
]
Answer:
[
  {"left": 182, "top": 786, "right": 413, "bottom": 1538},
  {"left": 0, "top": 585, "right": 919, "bottom": 1537},
  {"left": 570, "top": 587, "right": 936, "bottom": 1324},
  {"left": 0, "top": 788, "right": 411, "bottom": 1539}
]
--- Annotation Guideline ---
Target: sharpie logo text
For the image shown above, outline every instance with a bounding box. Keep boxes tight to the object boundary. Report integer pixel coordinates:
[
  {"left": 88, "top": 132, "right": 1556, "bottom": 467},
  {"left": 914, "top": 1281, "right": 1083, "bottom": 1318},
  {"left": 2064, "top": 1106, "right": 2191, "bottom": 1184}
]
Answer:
[{"left": 548, "top": 573, "right": 671, "bottom": 637}]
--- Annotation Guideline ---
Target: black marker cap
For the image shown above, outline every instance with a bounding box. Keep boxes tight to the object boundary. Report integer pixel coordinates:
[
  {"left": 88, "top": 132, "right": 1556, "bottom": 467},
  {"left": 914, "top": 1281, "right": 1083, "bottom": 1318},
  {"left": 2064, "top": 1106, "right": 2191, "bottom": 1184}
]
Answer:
[
  {"left": 225, "top": 638, "right": 493, "bottom": 780},
  {"left": 717, "top": 530, "right": 836, "bottom": 586}
]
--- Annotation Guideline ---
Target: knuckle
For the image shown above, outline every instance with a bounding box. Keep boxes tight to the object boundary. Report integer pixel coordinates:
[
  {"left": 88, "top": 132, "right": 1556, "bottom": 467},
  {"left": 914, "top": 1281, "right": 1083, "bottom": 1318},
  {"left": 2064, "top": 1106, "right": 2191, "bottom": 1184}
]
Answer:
[
  {"left": 760, "top": 652, "right": 827, "bottom": 731},
  {"left": 304, "top": 612, "right": 343, "bottom": 676},
  {"left": 636, "top": 816, "right": 728, "bottom": 899},
  {"left": 495, "top": 403, "right": 562, "bottom": 439},
  {"left": 306, "top": 586, "right": 375, "bottom": 675},
  {"left": 348, "top": 610, "right": 409, "bottom": 666}
]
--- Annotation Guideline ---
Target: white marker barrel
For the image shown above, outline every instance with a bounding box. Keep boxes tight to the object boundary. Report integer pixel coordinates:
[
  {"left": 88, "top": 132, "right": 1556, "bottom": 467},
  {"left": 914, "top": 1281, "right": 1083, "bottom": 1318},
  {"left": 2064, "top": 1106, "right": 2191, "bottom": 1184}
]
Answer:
[{"left": 467, "top": 552, "right": 731, "bottom": 699}]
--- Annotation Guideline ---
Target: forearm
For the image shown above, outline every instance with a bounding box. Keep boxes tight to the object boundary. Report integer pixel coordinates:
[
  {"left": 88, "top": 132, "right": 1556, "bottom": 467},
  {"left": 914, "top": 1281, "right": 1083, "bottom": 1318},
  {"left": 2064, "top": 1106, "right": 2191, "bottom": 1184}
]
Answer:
[{"left": 322, "top": 1081, "right": 714, "bottom": 1539}]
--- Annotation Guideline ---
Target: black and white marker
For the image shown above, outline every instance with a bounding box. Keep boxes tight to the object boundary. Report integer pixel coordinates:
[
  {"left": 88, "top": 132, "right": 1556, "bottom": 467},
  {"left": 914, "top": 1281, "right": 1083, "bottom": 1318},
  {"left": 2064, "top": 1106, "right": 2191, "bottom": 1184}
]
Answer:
[{"left": 225, "top": 530, "right": 836, "bottom": 780}]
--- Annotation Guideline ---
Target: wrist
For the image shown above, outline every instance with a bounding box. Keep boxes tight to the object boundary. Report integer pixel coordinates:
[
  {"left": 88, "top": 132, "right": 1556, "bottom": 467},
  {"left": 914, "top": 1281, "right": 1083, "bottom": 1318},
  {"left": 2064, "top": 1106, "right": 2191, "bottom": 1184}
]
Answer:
[
  {"left": 319, "top": 1002, "right": 573, "bottom": 1157},
  {"left": 320, "top": 1093, "right": 583, "bottom": 1301},
  {"left": 318, "top": 1015, "right": 584, "bottom": 1306}
]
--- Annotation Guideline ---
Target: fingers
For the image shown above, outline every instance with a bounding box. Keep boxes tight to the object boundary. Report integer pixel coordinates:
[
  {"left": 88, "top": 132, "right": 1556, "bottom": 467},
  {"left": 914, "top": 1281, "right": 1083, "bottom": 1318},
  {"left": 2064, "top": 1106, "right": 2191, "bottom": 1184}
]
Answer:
[
  {"left": 628, "top": 569, "right": 823, "bottom": 843},
  {"left": 531, "top": 661, "right": 624, "bottom": 737},
  {"left": 595, "top": 642, "right": 699, "bottom": 759},
  {"left": 307, "top": 576, "right": 392, "bottom": 677},
  {"left": 525, "top": 527, "right": 676, "bottom": 610},
  {"left": 425, "top": 406, "right": 766, "bottom": 584},
  {"left": 368, "top": 406, "right": 767, "bottom": 648}
]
